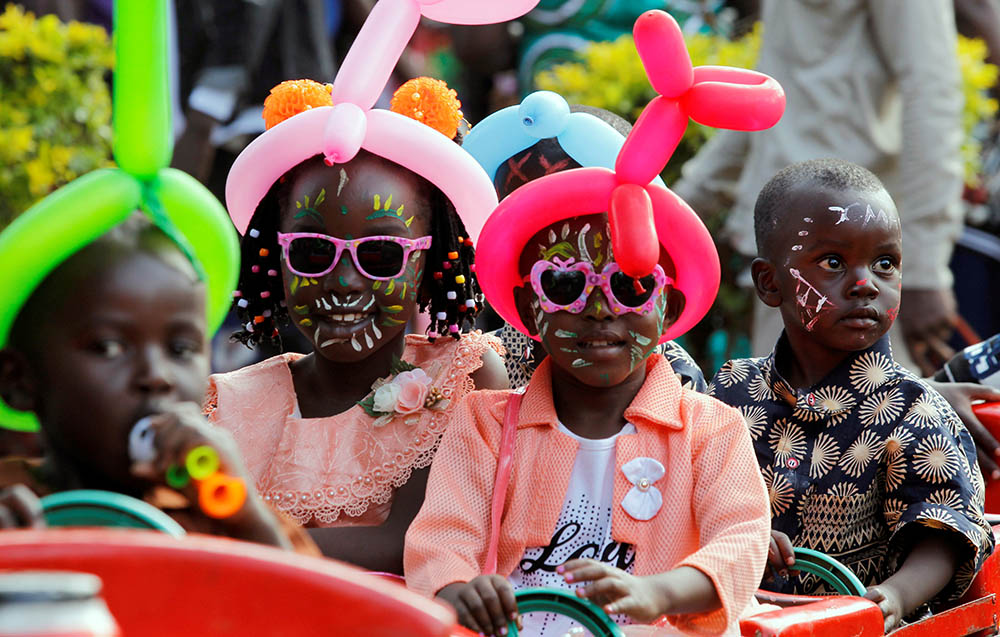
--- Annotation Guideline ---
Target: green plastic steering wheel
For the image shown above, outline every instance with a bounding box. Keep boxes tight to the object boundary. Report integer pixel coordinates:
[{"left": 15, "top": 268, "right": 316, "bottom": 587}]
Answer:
[
  {"left": 40, "top": 489, "right": 187, "bottom": 538},
  {"left": 509, "top": 588, "right": 624, "bottom": 636},
  {"left": 791, "top": 547, "right": 867, "bottom": 597}
]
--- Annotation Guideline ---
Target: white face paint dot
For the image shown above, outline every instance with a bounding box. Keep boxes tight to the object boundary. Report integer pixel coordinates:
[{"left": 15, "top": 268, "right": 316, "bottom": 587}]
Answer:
[
  {"left": 798, "top": 231, "right": 808, "bottom": 236},
  {"left": 792, "top": 245, "right": 803, "bottom": 251}
]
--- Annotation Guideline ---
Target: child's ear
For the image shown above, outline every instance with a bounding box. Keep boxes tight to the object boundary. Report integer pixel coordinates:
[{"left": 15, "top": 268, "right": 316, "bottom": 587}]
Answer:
[
  {"left": 664, "top": 288, "right": 686, "bottom": 329},
  {"left": 512, "top": 285, "right": 540, "bottom": 337},
  {"left": 0, "top": 349, "right": 38, "bottom": 413},
  {"left": 751, "top": 257, "right": 782, "bottom": 308}
]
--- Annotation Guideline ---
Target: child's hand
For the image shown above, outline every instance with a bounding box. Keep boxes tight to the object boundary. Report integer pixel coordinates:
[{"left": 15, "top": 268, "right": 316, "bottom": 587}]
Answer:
[
  {"left": 765, "top": 529, "right": 796, "bottom": 580},
  {"left": 0, "top": 485, "right": 44, "bottom": 529},
  {"left": 129, "top": 403, "right": 290, "bottom": 547},
  {"left": 864, "top": 584, "right": 904, "bottom": 633},
  {"left": 130, "top": 402, "right": 252, "bottom": 488},
  {"left": 925, "top": 380, "right": 1000, "bottom": 481},
  {"left": 559, "top": 559, "right": 666, "bottom": 623},
  {"left": 436, "top": 576, "right": 519, "bottom": 636}
]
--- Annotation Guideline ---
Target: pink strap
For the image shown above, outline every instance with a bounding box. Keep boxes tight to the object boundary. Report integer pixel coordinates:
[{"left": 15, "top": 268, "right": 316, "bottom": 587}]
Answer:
[{"left": 485, "top": 391, "right": 522, "bottom": 575}]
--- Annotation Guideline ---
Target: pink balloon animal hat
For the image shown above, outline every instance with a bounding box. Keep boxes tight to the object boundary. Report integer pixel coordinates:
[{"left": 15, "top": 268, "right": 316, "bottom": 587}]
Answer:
[
  {"left": 225, "top": 0, "right": 540, "bottom": 243},
  {"left": 474, "top": 9, "right": 786, "bottom": 343}
]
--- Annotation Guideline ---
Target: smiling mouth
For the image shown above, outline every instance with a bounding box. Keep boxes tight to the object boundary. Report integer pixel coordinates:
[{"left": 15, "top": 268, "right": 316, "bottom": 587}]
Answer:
[
  {"left": 326, "top": 312, "right": 373, "bottom": 324},
  {"left": 578, "top": 339, "right": 626, "bottom": 349}
]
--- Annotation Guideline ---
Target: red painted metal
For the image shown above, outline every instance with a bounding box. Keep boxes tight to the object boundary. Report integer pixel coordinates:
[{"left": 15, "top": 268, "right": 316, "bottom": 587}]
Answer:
[
  {"left": 739, "top": 597, "right": 884, "bottom": 636},
  {"left": 893, "top": 596, "right": 997, "bottom": 637},
  {"left": 0, "top": 528, "right": 455, "bottom": 637}
]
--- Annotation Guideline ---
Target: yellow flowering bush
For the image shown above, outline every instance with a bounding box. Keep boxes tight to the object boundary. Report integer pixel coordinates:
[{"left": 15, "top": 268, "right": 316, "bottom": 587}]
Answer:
[
  {"left": 537, "top": 26, "right": 997, "bottom": 184},
  {"left": 0, "top": 4, "right": 113, "bottom": 227}
]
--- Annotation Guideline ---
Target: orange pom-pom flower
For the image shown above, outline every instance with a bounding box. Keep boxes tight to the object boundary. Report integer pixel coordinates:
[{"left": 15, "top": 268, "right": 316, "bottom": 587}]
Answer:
[
  {"left": 262, "top": 79, "right": 334, "bottom": 130},
  {"left": 390, "top": 77, "right": 463, "bottom": 139}
]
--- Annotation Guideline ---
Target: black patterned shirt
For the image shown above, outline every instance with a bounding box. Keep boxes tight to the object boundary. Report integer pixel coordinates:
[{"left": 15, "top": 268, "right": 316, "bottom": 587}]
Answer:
[
  {"left": 709, "top": 334, "right": 994, "bottom": 604},
  {"left": 492, "top": 324, "right": 707, "bottom": 392}
]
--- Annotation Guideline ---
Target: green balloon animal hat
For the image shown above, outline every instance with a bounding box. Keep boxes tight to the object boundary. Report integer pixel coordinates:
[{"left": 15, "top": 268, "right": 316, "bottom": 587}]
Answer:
[{"left": 0, "top": 0, "right": 240, "bottom": 431}]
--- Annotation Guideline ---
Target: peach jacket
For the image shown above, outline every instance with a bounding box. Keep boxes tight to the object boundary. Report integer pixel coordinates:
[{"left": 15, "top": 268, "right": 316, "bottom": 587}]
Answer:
[{"left": 404, "top": 356, "right": 770, "bottom": 635}]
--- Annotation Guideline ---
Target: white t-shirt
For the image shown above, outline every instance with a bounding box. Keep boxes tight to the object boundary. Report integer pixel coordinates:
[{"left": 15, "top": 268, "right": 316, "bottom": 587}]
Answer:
[{"left": 508, "top": 421, "right": 637, "bottom": 637}]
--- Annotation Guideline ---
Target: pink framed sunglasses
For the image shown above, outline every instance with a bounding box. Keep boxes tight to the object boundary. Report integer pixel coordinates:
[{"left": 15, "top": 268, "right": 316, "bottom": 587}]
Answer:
[
  {"left": 276, "top": 232, "right": 432, "bottom": 280},
  {"left": 529, "top": 257, "right": 672, "bottom": 316}
]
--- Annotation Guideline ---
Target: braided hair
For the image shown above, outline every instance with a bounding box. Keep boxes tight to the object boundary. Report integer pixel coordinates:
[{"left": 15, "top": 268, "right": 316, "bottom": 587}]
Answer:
[{"left": 230, "top": 154, "right": 482, "bottom": 348}]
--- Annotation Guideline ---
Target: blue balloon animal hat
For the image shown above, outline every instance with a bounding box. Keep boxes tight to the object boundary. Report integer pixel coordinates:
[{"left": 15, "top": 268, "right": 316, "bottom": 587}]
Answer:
[{"left": 463, "top": 91, "right": 664, "bottom": 188}]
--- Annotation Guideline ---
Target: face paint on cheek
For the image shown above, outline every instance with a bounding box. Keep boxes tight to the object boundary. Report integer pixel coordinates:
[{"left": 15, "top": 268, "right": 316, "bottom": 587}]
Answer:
[
  {"left": 571, "top": 358, "right": 593, "bottom": 368},
  {"left": 887, "top": 305, "right": 899, "bottom": 322},
  {"left": 628, "top": 330, "right": 655, "bottom": 371},
  {"left": 292, "top": 304, "right": 309, "bottom": 315},
  {"left": 599, "top": 372, "right": 610, "bottom": 385},
  {"left": 379, "top": 303, "right": 406, "bottom": 327},
  {"left": 554, "top": 329, "right": 577, "bottom": 339},
  {"left": 788, "top": 267, "right": 836, "bottom": 331}
]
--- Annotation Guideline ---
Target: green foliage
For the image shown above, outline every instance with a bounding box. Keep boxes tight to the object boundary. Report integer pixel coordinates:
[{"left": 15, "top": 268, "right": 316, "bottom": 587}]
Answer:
[{"left": 0, "top": 4, "right": 114, "bottom": 227}]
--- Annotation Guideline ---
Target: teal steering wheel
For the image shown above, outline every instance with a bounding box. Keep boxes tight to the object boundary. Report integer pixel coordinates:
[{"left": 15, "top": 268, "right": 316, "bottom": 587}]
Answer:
[
  {"left": 509, "top": 588, "right": 624, "bottom": 636},
  {"left": 791, "top": 547, "right": 867, "bottom": 596},
  {"left": 40, "top": 489, "right": 187, "bottom": 538}
]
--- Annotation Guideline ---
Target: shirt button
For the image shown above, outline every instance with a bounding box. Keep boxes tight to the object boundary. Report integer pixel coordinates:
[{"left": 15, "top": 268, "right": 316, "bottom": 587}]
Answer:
[{"left": 787, "top": 457, "right": 800, "bottom": 469}]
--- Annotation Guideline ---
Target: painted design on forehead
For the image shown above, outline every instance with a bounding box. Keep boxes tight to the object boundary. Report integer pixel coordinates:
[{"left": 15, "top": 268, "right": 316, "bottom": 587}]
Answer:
[
  {"left": 367, "top": 193, "right": 413, "bottom": 227},
  {"left": 294, "top": 189, "right": 326, "bottom": 222},
  {"left": 337, "top": 168, "right": 349, "bottom": 196},
  {"left": 789, "top": 267, "right": 836, "bottom": 331},
  {"left": 539, "top": 242, "right": 576, "bottom": 261},
  {"left": 828, "top": 202, "right": 893, "bottom": 227},
  {"left": 577, "top": 223, "right": 593, "bottom": 263},
  {"left": 828, "top": 202, "right": 861, "bottom": 225}
]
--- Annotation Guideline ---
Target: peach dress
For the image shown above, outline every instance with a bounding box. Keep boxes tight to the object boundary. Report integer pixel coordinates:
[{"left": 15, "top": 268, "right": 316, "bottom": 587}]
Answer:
[{"left": 206, "top": 331, "right": 501, "bottom": 527}]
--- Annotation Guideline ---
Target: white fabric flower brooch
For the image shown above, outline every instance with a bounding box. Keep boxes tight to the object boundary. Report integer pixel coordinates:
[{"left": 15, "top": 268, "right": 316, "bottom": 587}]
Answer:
[{"left": 621, "top": 457, "right": 665, "bottom": 521}]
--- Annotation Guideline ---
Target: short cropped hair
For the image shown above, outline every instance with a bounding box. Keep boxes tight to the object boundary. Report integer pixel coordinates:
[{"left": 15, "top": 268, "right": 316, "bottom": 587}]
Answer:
[{"left": 753, "top": 158, "right": 887, "bottom": 257}]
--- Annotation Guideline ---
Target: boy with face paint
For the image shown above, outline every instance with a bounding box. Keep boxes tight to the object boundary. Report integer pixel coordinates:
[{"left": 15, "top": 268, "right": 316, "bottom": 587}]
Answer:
[{"left": 710, "top": 159, "right": 994, "bottom": 632}]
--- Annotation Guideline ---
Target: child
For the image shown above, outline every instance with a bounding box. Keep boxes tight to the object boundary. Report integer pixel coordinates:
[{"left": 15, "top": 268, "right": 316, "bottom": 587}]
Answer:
[
  {"left": 463, "top": 93, "right": 706, "bottom": 392},
  {"left": 405, "top": 11, "right": 785, "bottom": 635},
  {"left": 0, "top": 213, "right": 307, "bottom": 550},
  {"left": 709, "top": 159, "right": 995, "bottom": 632},
  {"left": 205, "top": 0, "right": 532, "bottom": 572}
]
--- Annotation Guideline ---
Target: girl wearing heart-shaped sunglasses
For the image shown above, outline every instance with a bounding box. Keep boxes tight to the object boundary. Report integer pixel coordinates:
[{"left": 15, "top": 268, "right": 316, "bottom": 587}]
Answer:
[{"left": 405, "top": 10, "right": 783, "bottom": 636}]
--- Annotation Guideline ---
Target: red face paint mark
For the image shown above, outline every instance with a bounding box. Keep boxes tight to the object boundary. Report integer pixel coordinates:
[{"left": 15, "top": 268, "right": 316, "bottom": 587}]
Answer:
[
  {"left": 887, "top": 306, "right": 899, "bottom": 321},
  {"left": 856, "top": 279, "right": 868, "bottom": 286},
  {"left": 502, "top": 153, "right": 533, "bottom": 193}
]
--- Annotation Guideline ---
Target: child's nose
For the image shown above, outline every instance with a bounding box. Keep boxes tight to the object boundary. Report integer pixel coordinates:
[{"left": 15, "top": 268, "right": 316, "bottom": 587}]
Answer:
[
  {"left": 134, "top": 346, "right": 175, "bottom": 395},
  {"left": 583, "top": 287, "right": 615, "bottom": 321},
  {"left": 326, "top": 252, "right": 368, "bottom": 296},
  {"left": 847, "top": 273, "right": 879, "bottom": 298}
]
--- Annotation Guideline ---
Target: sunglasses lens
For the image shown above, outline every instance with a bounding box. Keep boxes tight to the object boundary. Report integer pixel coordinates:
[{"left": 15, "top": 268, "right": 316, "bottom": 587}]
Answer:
[
  {"left": 540, "top": 269, "right": 587, "bottom": 306},
  {"left": 356, "top": 240, "right": 407, "bottom": 278},
  {"left": 610, "top": 272, "right": 657, "bottom": 307},
  {"left": 287, "top": 237, "right": 338, "bottom": 275}
]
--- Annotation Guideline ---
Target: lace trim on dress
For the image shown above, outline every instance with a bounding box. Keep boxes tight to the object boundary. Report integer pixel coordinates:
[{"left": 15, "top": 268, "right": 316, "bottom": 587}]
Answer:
[{"left": 260, "top": 332, "right": 497, "bottom": 525}]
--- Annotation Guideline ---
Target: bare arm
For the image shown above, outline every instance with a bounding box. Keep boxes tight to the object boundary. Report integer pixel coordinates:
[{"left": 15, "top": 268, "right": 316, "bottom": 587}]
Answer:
[
  {"left": 307, "top": 466, "right": 429, "bottom": 573},
  {"left": 865, "top": 532, "right": 960, "bottom": 632}
]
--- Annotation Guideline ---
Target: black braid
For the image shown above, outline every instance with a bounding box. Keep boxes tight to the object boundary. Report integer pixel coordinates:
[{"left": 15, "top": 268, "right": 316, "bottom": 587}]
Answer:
[
  {"left": 419, "top": 185, "right": 482, "bottom": 341},
  {"left": 231, "top": 178, "right": 288, "bottom": 348}
]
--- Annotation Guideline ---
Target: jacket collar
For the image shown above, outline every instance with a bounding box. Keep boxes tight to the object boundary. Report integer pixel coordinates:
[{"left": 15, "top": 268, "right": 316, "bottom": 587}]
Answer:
[{"left": 518, "top": 356, "right": 684, "bottom": 430}]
